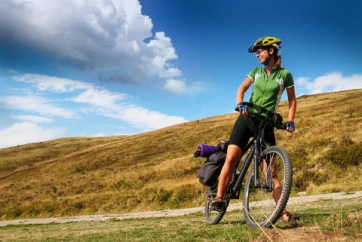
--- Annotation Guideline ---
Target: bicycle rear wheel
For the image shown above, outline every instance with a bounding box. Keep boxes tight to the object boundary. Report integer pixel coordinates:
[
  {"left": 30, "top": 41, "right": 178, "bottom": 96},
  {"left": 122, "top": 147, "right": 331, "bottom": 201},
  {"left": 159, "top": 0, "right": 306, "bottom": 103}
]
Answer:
[
  {"left": 243, "top": 146, "right": 292, "bottom": 228},
  {"left": 204, "top": 184, "right": 227, "bottom": 225}
]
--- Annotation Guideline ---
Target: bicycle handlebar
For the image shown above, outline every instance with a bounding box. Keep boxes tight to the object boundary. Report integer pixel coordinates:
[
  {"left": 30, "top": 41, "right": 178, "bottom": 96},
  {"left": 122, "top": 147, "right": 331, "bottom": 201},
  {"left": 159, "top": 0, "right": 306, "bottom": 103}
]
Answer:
[{"left": 235, "top": 102, "right": 287, "bottom": 130}]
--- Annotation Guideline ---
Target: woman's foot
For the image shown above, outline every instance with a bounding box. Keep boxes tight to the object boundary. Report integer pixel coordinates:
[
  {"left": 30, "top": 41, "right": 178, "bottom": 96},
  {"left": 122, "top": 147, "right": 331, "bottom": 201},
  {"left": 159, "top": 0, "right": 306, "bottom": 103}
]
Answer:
[
  {"left": 280, "top": 210, "right": 299, "bottom": 222},
  {"left": 210, "top": 197, "right": 226, "bottom": 211}
]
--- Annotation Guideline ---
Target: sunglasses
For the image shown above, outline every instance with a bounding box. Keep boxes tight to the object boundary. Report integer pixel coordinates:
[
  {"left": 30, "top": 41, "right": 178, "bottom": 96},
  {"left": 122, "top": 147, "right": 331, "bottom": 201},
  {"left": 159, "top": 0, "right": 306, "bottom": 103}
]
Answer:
[{"left": 256, "top": 48, "right": 268, "bottom": 55}]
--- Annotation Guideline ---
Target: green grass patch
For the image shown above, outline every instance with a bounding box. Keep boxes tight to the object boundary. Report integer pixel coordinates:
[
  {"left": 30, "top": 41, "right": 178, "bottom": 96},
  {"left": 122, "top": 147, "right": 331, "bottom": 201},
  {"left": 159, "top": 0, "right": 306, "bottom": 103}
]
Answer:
[{"left": 1, "top": 198, "right": 362, "bottom": 241}]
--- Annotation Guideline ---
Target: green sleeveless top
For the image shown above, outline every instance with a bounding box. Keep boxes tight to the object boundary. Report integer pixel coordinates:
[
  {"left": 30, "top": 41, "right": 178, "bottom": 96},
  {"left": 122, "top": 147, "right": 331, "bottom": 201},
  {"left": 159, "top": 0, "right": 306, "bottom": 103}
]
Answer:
[{"left": 247, "top": 66, "right": 294, "bottom": 112}]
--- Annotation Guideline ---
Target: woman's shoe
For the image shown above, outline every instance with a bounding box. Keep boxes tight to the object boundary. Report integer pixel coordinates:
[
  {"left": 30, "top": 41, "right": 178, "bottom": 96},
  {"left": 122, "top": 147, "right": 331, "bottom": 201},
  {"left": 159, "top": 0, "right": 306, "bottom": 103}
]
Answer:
[
  {"left": 210, "top": 197, "right": 226, "bottom": 211},
  {"left": 280, "top": 210, "right": 299, "bottom": 222}
]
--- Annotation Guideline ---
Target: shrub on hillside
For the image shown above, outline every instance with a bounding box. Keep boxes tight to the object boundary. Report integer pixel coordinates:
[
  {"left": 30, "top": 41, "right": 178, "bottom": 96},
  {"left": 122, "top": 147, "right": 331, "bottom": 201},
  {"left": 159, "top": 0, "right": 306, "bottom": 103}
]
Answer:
[
  {"left": 293, "top": 170, "right": 330, "bottom": 191},
  {"left": 289, "top": 147, "right": 308, "bottom": 171},
  {"left": 326, "top": 137, "right": 362, "bottom": 168}
]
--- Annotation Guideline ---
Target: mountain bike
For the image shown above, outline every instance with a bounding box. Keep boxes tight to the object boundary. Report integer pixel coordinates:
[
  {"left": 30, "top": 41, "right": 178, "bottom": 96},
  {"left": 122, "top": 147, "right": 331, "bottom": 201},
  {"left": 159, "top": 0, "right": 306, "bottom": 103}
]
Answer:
[{"left": 204, "top": 102, "right": 292, "bottom": 228}]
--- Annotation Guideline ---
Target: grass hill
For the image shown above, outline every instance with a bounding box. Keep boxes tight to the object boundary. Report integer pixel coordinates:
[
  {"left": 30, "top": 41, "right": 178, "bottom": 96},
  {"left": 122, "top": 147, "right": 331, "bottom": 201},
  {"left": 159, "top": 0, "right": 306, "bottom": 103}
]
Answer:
[{"left": 0, "top": 89, "right": 361, "bottom": 220}]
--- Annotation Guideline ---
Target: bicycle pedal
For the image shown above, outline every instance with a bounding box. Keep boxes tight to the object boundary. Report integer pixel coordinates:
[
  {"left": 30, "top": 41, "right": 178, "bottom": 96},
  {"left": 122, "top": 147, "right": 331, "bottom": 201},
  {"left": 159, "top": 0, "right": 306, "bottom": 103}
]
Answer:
[{"left": 211, "top": 203, "right": 225, "bottom": 212}]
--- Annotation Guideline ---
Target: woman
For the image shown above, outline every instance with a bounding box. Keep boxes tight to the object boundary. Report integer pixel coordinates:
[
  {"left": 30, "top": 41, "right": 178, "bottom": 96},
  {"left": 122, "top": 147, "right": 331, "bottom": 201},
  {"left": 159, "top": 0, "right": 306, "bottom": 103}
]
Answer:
[{"left": 212, "top": 36, "right": 297, "bottom": 221}]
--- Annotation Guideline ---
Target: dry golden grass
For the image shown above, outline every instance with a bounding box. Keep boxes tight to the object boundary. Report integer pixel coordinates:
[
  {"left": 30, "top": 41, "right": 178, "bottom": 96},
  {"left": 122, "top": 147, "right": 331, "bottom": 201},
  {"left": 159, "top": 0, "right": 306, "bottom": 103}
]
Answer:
[{"left": 0, "top": 89, "right": 361, "bottom": 220}]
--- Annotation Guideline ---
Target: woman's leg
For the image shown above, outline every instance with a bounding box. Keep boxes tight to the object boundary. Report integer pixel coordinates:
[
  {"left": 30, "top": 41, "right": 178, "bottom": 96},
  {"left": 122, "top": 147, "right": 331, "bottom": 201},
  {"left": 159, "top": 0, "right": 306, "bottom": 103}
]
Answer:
[
  {"left": 214, "top": 114, "right": 252, "bottom": 202},
  {"left": 215, "top": 144, "right": 242, "bottom": 199},
  {"left": 264, "top": 158, "right": 296, "bottom": 221},
  {"left": 263, "top": 157, "right": 282, "bottom": 202}
]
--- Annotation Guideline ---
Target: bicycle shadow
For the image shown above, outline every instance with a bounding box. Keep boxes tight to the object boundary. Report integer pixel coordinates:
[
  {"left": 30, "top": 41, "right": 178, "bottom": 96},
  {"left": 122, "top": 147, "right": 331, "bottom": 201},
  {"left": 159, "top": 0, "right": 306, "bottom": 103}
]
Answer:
[
  {"left": 218, "top": 212, "right": 333, "bottom": 229},
  {"left": 274, "top": 212, "right": 332, "bottom": 230}
]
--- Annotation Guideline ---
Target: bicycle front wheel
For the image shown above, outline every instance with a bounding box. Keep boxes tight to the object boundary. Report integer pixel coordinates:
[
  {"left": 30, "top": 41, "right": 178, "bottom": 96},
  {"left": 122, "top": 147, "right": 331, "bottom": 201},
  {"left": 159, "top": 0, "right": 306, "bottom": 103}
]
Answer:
[
  {"left": 204, "top": 184, "right": 227, "bottom": 225},
  {"left": 243, "top": 146, "right": 292, "bottom": 228}
]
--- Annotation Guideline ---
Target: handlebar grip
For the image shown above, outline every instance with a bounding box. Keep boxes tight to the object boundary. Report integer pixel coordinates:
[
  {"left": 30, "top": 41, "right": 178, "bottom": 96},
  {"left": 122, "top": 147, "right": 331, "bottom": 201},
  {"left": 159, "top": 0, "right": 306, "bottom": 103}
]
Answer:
[
  {"left": 277, "top": 123, "right": 287, "bottom": 130},
  {"left": 234, "top": 105, "right": 287, "bottom": 130}
]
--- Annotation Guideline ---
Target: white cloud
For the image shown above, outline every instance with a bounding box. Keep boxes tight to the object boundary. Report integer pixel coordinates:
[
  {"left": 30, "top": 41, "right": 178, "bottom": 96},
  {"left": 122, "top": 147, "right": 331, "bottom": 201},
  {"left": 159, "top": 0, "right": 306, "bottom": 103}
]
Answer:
[
  {"left": 12, "top": 115, "right": 53, "bottom": 123},
  {"left": 110, "top": 105, "right": 187, "bottom": 130},
  {"left": 0, "top": 95, "right": 75, "bottom": 118},
  {"left": 0, "top": 122, "right": 66, "bottom": 149},
  {"left": 297, "top": 72, "right": 362, "bottom": 94},
  {"left": 296, "top": 77, "right": 309, "bottom": 86},
  {"left": 70, "top": 81, "right": 188, "bottom": 129},
  {"left": 159, "top": 67, "right": 182, "bottom": 78},
  {"left": 92, "top": 132, "right": 107, "bottom": 137},
  {"left": 164, "top": 79, "right": 189, "bottom": 95},
  {"left": 0, "top": 0, "right": 184, "bottom": 88},
  {"left": 163, "top": 79, "right": 206, "bottom": 95},
  {"left": 73, "top": 87, "right": 129, "bottom": 107},
  {"left": 2, "top": 73, "right": 187, "bottom": 134},
  {"left": 14, "top": 74, "right": 92, "bottom": 92}
]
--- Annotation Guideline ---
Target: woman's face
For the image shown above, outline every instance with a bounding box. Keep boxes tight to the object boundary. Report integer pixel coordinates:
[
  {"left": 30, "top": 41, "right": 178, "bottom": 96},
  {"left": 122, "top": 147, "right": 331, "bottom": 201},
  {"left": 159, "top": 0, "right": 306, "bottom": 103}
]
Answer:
[{"left": 255, "top": 48, "right": 269, "bottom": 64}]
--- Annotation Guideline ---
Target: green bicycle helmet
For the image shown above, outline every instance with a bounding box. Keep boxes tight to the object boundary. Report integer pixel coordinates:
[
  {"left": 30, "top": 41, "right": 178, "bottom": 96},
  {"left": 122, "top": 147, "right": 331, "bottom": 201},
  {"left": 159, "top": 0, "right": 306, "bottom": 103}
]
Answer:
[{"left": 248, "top": 36, "right": 282, "bottom": 53}]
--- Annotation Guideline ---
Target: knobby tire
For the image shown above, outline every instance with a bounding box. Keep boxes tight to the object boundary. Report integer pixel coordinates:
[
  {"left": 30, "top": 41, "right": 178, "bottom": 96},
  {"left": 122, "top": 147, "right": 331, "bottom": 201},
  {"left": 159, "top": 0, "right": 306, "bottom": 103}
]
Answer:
[{"left": 243, "top": 146, "right": 292, "bottom": 228}]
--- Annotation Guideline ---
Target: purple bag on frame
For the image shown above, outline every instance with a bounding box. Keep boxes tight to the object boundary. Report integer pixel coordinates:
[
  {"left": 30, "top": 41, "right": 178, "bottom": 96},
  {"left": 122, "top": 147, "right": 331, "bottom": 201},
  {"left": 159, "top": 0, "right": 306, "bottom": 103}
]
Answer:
[{"left": 194, "top": 144, "right": 218, "bottom": 158}]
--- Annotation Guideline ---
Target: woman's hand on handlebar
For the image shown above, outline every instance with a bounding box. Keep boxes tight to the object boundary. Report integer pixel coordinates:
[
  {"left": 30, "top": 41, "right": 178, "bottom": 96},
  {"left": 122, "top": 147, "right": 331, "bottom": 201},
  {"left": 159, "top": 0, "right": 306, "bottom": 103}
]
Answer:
[
  {"left": 286, "top": 121, "right": 295, "bottom": 132},
  {"left": 236, "top": 103, "right": 249, "bottom": 116}
]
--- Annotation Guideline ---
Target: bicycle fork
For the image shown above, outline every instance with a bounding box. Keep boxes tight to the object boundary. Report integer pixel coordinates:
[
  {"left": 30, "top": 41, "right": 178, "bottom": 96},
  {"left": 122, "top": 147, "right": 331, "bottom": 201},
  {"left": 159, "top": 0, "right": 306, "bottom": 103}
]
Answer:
[{"left": 255, "top": 151, "right": 275, "bottom": 193}]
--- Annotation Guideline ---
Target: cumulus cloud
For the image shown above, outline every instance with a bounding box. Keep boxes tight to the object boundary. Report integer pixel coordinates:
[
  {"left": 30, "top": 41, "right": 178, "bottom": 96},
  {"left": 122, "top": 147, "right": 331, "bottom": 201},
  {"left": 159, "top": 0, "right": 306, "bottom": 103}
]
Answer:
[
  {"left": 297, "top": 72, "right": 362, "bottom": 94},
  {"left": 0, "top": 0, "right": 194, "bottom": 148},
  {"left": 0, "top": 0, "right": 183, "bottom": 87}
]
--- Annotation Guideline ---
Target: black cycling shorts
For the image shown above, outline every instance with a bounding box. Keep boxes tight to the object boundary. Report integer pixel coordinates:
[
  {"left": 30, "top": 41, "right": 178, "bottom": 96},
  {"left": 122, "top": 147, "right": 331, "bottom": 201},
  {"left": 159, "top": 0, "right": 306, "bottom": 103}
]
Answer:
[{"left": 229, "top": 114, "right": 276, "bottom": 151}]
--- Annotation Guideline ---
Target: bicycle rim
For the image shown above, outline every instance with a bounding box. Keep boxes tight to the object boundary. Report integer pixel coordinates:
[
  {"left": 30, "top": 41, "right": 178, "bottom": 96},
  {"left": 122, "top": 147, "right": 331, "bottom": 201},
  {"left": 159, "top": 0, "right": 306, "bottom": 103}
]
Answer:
[
  {"left": 204, "top": 185, "right": 227, "bottom": 225},
  {"left": 243, "top": 146, "right": 292, "bottom": 228}
]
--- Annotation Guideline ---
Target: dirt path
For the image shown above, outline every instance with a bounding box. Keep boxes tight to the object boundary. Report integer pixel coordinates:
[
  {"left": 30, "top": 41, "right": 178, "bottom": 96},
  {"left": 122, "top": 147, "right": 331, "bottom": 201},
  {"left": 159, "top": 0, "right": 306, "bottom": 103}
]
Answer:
[{"left": 1, "top": 191, "right": 362, "bottom": 227}]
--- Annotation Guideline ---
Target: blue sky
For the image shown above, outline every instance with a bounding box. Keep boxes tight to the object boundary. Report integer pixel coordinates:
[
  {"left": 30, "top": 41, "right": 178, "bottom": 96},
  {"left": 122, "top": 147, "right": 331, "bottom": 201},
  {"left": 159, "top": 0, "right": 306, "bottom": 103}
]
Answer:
[{"left": 0, "top": 0, "right": 361, "bottom": 149}]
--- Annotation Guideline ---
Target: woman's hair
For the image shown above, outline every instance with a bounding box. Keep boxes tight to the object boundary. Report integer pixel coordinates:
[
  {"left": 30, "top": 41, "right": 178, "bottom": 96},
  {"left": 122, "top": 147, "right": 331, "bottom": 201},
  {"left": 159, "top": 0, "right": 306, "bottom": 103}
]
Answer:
[{"left": 273, "top": 50, "right": 284, "bottom": 70}]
